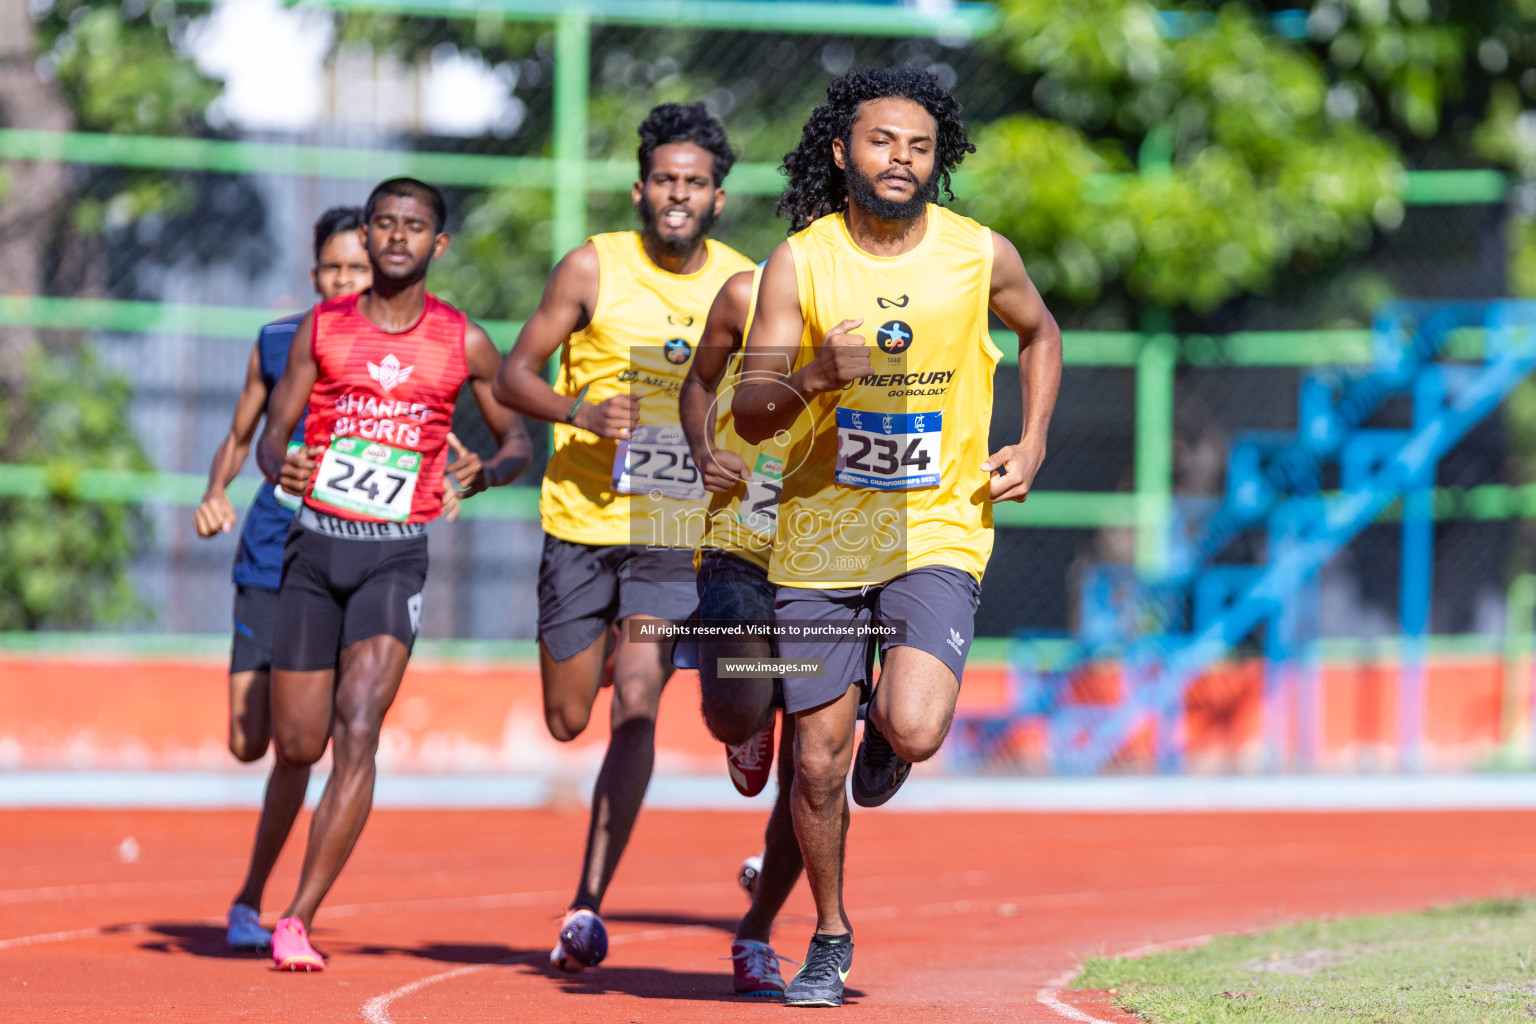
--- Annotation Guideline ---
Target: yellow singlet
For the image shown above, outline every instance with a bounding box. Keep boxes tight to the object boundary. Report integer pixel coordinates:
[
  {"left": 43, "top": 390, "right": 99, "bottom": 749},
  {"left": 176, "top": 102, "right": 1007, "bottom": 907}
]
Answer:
[
  {"left": 700, "top": 266, "right": 809, "bottom": 570},
  {"left": 541, "top": 231, "right": 755, "bottom": 548},
  {"left": 770, "top": 204, "right": 1001, "bottom": 589}
]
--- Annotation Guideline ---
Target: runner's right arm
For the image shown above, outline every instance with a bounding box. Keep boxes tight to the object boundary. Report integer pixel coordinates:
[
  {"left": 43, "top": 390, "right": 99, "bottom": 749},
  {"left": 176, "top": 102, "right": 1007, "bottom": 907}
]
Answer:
[
  {"left": 491, "top": 242, "right": 639, "bottom": 439},
  {"left": 256, "top": 312, "right": 322, "bottom": 499},
  {"left": 733, "top": 242, "right": 867, "bottom": 444},
  {"left": 193, "top": 341, "right": 270, "bottom": 537},
  {"left": 680, "top": 270, "right": 753, "bottom": 493},
  {"left": 458, "top": 319, "right": 534, "bottom": 494}
]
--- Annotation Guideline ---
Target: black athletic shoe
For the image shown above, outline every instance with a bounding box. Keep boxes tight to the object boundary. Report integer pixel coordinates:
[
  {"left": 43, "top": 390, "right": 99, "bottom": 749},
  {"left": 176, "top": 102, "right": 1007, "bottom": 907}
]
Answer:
[
  {"left": 850, "top": 719, "right": 911, "bottom": 807},
  {"left": 784, "top": 932, "right": 854, "bottom": 1007}
]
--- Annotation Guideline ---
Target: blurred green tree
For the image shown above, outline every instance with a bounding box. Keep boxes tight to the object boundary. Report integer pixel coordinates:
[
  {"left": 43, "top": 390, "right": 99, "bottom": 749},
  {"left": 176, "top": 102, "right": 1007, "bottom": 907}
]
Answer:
[
  {"left": 0, "top": 350, "right": 152, "bottom": 630},
  {"left": 2, "top": 0, "right": 223, "bottom": 628},
  {"left": 965, "top": 0, "right": 1405, "bottom": 318}
]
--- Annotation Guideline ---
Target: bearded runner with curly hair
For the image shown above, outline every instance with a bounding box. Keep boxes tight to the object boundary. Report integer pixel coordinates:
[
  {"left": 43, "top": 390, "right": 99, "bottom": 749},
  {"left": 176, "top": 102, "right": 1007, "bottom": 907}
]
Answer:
[
  {"left": 732, "top": 67, "right": 1064, "bottom": 1007},
  {"left": 493, "top": 103, "right": 753, "bottom": 973}
]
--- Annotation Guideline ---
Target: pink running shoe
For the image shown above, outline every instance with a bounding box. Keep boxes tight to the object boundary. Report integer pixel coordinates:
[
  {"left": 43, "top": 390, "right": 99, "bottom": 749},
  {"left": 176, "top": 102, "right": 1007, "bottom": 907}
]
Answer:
[
  {"left": 726, "top": 717, "right": 775, "bottom": 797},
  {"left": 271, "top": 916, "right": 324, "bottom": 972}
]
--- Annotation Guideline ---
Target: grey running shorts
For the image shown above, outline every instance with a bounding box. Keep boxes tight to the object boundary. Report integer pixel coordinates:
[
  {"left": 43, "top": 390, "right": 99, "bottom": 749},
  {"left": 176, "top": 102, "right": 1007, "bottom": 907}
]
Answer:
[
  {"left": 773, "top": 566, "right": 982, "bottom": 715},
  {"left": 537, "top": 534, "right": 697, "bottom": 662}
]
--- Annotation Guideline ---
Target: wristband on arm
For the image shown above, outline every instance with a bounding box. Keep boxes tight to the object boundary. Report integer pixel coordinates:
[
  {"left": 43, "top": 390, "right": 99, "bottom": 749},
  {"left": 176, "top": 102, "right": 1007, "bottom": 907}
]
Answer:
[{"left": 565, "top": 384, "right": 591, "bottom": 425}]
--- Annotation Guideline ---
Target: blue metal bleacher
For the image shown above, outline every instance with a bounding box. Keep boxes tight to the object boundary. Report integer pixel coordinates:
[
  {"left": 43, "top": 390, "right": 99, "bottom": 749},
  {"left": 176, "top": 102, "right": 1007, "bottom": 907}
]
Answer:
[{"left": 951, "top": 301, "right": 1536, "bottom": 774}]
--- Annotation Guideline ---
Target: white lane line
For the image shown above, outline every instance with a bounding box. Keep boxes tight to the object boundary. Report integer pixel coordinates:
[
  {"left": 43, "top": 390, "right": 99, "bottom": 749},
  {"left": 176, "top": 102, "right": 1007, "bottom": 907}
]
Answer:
[
  {"left": 0, "top": 878, "right": 226, "bottom": 905},
  {"left": 0, "top": 926, "right": 110, "bottom": 951},
  {"left": 1035, "top": 969, "right": 1112, "bottom": 1024},
  {"left": 1033, "top": 934, "right": 1214, "bottom": 1024},
  {"left": 358, "top": 923, "right": 708, "bottom": 1023},
  {"left": 361, "top": 961, "right": 506, "bottom": 1024}
]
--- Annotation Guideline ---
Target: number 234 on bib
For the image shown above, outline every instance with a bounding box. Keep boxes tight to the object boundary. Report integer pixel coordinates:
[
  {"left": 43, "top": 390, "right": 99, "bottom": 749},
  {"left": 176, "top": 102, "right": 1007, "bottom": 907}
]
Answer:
[{"left": 835, "top": 408, "right": 941, "bottom": 491}]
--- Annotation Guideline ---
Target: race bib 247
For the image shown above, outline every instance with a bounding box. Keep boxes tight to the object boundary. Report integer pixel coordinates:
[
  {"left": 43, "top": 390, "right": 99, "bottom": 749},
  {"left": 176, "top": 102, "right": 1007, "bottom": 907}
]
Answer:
[{"left": 309, "top": 437, "right": 421, "bottom": 522}]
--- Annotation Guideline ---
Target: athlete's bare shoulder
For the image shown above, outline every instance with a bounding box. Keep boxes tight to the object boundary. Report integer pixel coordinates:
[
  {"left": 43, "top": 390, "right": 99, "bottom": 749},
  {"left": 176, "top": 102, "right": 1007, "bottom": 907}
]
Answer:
[
  {"left": 462, "top": 319, "right": 502, "bottom": 378},
  {"left": 538, "top": 240, "right": 601, "bottom": 331},
  {"left": 720, "top": 268, "right": 756, "bottom": 317},
  {"left": 554, "top": 240, "right": 601, "bottom": 296},
  {"left": 756, "top": 242, "right": 799, "bottom": 309},
  {"left": 989, "top": 230, "right": 1027, "bottom": 295}
]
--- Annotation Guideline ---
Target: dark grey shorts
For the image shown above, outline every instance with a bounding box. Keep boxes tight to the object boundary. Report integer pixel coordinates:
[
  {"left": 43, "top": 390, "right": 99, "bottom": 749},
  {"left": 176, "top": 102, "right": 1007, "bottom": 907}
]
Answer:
[
  {"left": 773, "top": 566, "right": 982, "bottom": 715},
  {"left": 537, "top": 534, "right": 697, "bottom": 662}
]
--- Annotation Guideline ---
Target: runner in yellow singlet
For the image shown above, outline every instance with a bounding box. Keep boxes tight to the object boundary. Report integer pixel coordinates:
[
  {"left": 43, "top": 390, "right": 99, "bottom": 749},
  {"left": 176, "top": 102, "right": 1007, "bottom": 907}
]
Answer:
[
  {"left": 732, "top": 68, "right": 1063, "bottom": 1007},
  {"left": 679, "top": 265, "right": 807, "bottom": 997},
  {"left": 492, "top": 103, "right": 753, "bottom": 973}
]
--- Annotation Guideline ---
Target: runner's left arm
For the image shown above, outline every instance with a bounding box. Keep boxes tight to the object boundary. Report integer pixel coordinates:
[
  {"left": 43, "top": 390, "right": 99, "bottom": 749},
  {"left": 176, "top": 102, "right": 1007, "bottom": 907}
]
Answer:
[
  {"left": 194, "top": 341, "right": 270, "bottom": 537},
  {"left": 680, "top": 270, "right": 754, "bottom": 493},
  {"left": 983, "top": 232, "right": 1062, "bottom": 503},
  {"left": 448, "top": 320, "right": 533, "bottom": 498},
  {"left": 256, "top": 312, "right": 323, "bottom": 498}
]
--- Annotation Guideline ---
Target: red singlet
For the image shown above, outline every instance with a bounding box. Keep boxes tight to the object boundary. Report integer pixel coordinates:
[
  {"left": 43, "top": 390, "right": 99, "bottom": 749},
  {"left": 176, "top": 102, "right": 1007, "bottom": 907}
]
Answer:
[{"left": 302, "top": 291, "right": 469, "bottom": 524}]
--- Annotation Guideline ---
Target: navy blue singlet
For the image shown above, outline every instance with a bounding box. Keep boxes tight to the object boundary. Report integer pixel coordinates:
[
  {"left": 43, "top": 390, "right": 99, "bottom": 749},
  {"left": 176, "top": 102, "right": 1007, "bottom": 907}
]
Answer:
[{"left": 232, "top": 315, "right": 306, "bottom": 591}]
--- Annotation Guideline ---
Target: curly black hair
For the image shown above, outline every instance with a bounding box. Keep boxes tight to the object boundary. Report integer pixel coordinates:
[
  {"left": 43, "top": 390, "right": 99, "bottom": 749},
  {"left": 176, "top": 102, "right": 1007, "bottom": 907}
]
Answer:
[
  {"left": 778, "top": 66, "right": 975, "bottom": 232},
  {"left": 637, "top": 102, "right": 737, "bottom": 185}
]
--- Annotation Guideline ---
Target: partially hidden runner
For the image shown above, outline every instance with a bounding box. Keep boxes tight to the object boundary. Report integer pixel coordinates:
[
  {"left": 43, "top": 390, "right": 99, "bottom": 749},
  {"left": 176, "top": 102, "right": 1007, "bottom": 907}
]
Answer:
[
  {"left": 193, "top": 206, "right": 369, "bottom": 950},
  {"left": 678, "top": 265, "right": 807, "bottom": 998},
  {"left": 254, "top": 177, "right": 531, "bottom": 971},
  {"left": 732, "top": 67, "right": 1063, "bottom": 1008},
  {"left": 492, "top": 103, "right": 753, "bottom": 972}
]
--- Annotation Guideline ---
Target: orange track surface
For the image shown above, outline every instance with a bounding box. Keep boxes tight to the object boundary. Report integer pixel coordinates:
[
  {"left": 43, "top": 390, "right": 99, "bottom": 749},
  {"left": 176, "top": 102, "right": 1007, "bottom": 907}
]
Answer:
[{"left": 6, "top": 808, "right": 1536, "bottom": 1022}]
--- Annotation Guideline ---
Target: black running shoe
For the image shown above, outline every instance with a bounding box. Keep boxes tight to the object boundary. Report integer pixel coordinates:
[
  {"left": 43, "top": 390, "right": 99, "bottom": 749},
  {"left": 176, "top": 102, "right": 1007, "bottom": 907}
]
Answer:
[
  {"left": 784, "top": 932, "right": 854, "bottom": 1007},
  {"left": 850, "top": 719, "right": 911, "bottom": 807}
]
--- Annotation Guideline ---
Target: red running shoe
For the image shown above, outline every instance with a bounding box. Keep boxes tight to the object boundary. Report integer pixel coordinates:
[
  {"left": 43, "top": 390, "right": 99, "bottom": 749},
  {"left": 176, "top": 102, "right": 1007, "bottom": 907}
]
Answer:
[
  {"left": 729, "top": 939, "right": 794, "bottom": 997},
  {"left": 725, "top": 717, "right": 775, "bottom": 797}
]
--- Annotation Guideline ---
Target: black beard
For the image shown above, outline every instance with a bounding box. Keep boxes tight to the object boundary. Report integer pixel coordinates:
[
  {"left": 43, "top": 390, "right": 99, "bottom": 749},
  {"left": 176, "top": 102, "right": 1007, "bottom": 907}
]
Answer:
[
  {"left": 638, "top": 195, "right": 716, "bottom": 260},
  {"left": 845, "top": 162, "right": 938, "bottom": 222}
]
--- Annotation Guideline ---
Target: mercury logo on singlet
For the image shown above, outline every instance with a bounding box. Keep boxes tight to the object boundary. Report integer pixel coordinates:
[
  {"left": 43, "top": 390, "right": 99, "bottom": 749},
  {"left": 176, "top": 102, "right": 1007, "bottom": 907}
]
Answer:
[{"left": 842, "top": 368, "right": 956, "bottom": 398}]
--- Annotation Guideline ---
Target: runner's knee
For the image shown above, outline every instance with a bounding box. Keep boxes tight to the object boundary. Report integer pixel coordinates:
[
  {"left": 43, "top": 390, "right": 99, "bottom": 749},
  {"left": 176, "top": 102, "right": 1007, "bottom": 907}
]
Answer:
[
  {"left": 610, "top": 672, "right": 663, "bottom": 724},
  {"left": 882, "top": 712, "right": 950, "bottom": 764},
  {"left": 793, "top": 743, "right": 850, "bottom": 809},
  {"left": 274, "top": 727, "right": 328, "bottom": 768},
  {"left": 545, "top": 700, "right": 592, "bottom": 742},
  {"left": 227, "top": 727, "right": 268, "bottom": 763},
  {"left": 330, "top": 707, "right": 384, "bottom": 765}
]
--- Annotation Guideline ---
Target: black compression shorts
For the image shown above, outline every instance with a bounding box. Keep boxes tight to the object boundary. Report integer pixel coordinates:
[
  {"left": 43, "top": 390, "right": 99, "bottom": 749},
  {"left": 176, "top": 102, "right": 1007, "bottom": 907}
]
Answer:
[
  {"left": 270, "top": 522, "right": 429, "bottom": 672},
  {"left": 230, "top": 585, "right": 279, "bottom": 675}
]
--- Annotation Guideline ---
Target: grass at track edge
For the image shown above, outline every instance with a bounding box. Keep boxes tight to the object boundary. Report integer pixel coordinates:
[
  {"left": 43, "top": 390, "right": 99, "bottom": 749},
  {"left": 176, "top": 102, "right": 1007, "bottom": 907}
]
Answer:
[{"left": 1075, "top": 897, "right": 1536, "bottom": 1023}]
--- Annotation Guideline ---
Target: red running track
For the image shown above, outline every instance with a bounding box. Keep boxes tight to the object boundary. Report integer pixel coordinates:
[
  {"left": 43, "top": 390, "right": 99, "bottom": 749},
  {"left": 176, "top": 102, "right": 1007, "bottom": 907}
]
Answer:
[{"left": 4, "top": 808, "right": 1536, "bottom": 1022}]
